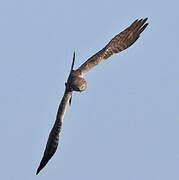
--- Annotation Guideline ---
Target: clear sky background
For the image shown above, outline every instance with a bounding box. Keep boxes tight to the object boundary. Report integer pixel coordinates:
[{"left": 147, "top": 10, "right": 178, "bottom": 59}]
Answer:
[{"left": 0, "top": 0, "right": 179, "bottom": 179}]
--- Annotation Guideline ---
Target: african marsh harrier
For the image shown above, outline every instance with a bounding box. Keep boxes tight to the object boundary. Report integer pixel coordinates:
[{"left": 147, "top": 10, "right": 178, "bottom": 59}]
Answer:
[{"left": 36, "top": 18, "right": 148, "bottom": 174}]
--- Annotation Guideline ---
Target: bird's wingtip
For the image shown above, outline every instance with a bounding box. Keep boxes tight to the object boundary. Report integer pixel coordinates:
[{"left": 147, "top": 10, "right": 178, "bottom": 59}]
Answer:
[
  {"left": 36, "top": 165, "right": 42, "bottom": 175},
  {"left": 36, "top": 156, "right": 49, "bottom": 175}
]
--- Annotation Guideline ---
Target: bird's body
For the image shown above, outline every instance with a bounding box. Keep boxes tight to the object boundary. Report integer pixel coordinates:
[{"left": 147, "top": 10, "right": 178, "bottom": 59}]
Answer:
[{"left": 36, "top": 18, "right": 149, "bottom": 175}]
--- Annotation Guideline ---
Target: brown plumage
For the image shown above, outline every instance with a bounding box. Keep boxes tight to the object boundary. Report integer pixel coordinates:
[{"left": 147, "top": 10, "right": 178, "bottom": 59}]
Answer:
[
  {"left": 75, "top": 18, "right": 148, "bottom": 76},
  {"left": 36, "top": 18, "right": 148, "bottom": 175},
  {"left": 36, "top": 53, "right": 75, "bottom": 175},
  {"left": 36, "top": 90, "right": 72, "bottom": 175}
]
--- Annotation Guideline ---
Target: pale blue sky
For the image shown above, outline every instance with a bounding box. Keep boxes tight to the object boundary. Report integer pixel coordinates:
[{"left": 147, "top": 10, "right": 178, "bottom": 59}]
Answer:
[{"left": 0, "top": 0, "right": 179, "bottom": 179}]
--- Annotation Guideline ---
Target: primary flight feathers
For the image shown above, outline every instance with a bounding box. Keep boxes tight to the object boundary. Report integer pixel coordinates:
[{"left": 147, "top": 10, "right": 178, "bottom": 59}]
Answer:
[
  {"left": 75, "top": 18, "right": 148, "bottom": 76},
  {"left": 36, "top": 18, "right": 148, "bottom": 175}
]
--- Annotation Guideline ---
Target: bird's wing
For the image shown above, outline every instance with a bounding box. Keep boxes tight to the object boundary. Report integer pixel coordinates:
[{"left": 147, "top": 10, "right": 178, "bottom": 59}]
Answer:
[
  {"left": 75, "top": 18, "right": 148, "bottom": 76},
  {"left": 36, "top": 90, "right": 72, "bottom": 175}
]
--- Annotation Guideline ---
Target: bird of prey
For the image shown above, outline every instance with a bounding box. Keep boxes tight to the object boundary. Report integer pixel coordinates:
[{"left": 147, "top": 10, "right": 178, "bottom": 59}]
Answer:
[{"left": 36, "top": 18, "right": 148, "bottom": 175}]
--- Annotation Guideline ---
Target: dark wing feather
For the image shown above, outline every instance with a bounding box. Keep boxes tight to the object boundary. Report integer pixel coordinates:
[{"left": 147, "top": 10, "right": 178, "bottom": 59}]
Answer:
[
  {"left": 36, "top": 90, "right": 72, "bottom": 175},
  {"left": 75, "top": 18, "right": 148, "bottom": 76}
]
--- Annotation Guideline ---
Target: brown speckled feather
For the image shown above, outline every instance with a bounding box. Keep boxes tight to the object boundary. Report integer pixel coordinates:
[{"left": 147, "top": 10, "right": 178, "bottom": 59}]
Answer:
[
  {"left": 36, "top": 88, "right": 72, "bottom": 175},
  {"left": 36, "top": 18, "right": 148, "bottom": 175},
  {"left": 75, "top": 18, "right": 148, "bottom": 76},
  {"left": 36, "top": 54, "right": 76, "bottom": 175}
]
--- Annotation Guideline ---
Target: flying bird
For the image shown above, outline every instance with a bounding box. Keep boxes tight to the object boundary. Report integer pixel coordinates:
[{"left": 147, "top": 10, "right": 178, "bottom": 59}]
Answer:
[{"left": 36, "top": 18, "right": 148, "bottom": 175}]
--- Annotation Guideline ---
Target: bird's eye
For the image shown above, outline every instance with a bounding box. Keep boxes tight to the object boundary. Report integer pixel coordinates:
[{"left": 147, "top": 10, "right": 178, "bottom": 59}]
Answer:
[{"left": 80, "top": 85, "right": 85, "bottom": 91}]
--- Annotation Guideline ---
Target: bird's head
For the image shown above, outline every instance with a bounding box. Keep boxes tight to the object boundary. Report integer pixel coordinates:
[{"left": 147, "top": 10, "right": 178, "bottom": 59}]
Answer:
[
  {"left": 70, "top": 76, "right": 87, "bottom": 92},
  {"left": 66, "top": 52, "right": 87, "bottom": 92}
]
